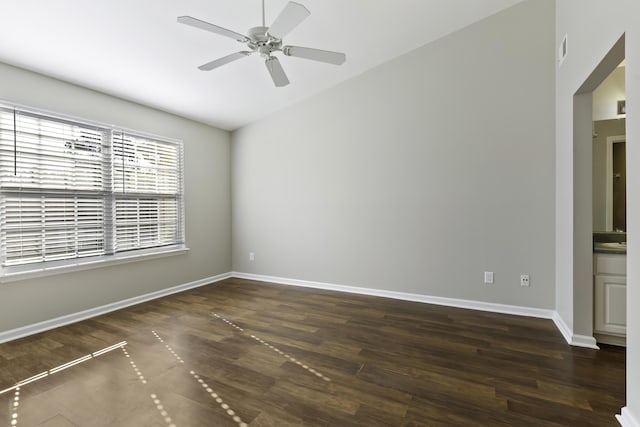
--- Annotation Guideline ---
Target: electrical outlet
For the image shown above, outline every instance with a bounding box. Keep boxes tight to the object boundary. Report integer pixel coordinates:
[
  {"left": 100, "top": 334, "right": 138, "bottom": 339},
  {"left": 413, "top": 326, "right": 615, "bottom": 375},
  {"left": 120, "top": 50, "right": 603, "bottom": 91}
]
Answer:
[
  {"left": 520, "top": 274, "right": 530, "bottom": 287},
  {"left": 249, "top": 252, "right": 255, "bottom": 261},
  {"left": 484, "top": 271, "right": 494, "bottom": 284}
]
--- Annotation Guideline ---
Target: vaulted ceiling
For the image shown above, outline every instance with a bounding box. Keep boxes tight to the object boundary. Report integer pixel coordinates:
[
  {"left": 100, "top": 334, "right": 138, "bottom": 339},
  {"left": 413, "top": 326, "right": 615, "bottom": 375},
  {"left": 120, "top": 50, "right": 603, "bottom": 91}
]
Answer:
[{"left": 0, "top": 0, "right": 523, "bottom": 130}]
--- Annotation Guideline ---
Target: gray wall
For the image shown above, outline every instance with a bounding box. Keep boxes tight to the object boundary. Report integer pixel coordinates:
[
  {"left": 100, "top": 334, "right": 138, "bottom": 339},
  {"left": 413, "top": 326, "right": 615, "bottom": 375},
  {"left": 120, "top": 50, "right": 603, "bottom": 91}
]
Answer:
[
  {"left": 0, "top": 61, "right": 232, "bottom": 332},
  {"left": 232, "top": 0, "right": 556, "bottom": 309}
]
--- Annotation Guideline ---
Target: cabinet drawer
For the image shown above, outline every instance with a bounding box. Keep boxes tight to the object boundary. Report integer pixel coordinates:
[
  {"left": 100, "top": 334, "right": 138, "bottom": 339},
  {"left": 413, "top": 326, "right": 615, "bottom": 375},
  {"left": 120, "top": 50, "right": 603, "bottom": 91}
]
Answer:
[{"left": 594, "top": 254, "right": 626, "bottom": 275}]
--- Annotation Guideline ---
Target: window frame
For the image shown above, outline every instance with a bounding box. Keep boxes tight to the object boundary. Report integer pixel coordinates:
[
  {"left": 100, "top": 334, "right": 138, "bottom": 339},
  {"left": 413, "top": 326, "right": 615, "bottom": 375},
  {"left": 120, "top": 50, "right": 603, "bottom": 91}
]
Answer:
[{"left": 0, "top": 101, "right": 187, "bottom": 283}]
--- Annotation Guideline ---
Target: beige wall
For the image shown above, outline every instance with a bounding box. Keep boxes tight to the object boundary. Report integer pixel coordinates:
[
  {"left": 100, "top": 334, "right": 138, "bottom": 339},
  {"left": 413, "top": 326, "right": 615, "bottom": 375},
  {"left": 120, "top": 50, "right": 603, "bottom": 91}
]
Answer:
[
  {"left": 0, "top": 62, "right": 232, "bottom": 333},
  {"left": 232, "top": 0, "right": 556, "bottom": 308}
]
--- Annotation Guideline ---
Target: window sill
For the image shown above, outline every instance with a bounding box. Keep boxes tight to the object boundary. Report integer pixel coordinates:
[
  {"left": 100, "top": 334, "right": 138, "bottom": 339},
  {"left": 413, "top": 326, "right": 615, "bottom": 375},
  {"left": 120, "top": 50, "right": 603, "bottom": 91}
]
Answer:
[{"left": 0, "top": 246, "right": 190, "bottom": 283}]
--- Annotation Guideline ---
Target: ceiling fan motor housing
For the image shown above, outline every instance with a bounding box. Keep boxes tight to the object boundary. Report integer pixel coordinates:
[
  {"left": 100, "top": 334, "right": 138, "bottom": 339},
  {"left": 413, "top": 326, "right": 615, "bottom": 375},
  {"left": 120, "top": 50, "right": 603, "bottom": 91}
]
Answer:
[
  {"left": 248, "top": 26, "right": 269, "bottom": 43},
  {"left": 247, "top": 26, "right": 282, "bottom": 57}
]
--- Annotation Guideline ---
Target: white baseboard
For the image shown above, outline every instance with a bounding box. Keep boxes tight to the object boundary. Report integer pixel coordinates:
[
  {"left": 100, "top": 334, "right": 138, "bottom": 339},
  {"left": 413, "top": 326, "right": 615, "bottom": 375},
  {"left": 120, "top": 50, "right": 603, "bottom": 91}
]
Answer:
[
  {"left": 0, "top": 272, "right": 232, "bottom": 344},
  {"left": 232, "top": 272, "right": 556, "bottom": 320},
  {"left": 0, "top": 270, "right": 602, "bottom": 352},
  {"left": 552, "top": 312, "right": 599, "bottom": 349},
  {"left": 618, "top": 407, "right": 640, "bottom": 427},
  {"left": 570, "top": 334, "right": 600, "bottom": 349},
  {"left": 552, "top": 311, "right": 573, "bottom": 344}
]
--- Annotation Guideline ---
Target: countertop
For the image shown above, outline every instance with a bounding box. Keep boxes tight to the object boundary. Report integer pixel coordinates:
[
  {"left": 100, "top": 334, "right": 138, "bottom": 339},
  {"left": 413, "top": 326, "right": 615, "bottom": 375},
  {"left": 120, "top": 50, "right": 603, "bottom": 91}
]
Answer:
[{"left": 593, "top": 242, "right": 627, "bottom": 254}]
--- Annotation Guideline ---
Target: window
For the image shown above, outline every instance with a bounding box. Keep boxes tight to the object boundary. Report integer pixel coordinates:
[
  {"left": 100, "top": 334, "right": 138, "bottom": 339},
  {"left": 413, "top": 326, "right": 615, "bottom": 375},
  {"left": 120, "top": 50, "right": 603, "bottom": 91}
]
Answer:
[{"left": 0, "top": 103, "right": 185, "bottom": 279}]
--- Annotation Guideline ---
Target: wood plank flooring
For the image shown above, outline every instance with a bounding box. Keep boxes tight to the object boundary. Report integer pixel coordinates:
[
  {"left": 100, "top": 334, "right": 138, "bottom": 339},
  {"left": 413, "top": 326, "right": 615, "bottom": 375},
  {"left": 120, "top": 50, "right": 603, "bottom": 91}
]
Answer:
[{"left": 0, "top": 278, "right": 625, "bottom": 426}]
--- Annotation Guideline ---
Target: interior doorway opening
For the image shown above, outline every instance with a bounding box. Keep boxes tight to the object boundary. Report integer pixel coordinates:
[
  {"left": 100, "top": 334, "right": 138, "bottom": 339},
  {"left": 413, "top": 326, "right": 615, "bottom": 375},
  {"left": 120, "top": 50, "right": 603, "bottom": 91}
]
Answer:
[{"left": 572, "top": 34, "right": 625, "bottom": 348}]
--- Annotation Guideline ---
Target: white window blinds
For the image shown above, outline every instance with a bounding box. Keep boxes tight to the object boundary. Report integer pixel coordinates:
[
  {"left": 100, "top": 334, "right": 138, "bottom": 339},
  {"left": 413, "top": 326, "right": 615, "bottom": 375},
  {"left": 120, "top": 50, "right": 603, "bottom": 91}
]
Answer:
[
  {"left": 112, "top": 132, "right": 183, "bottom": 252},
  {"left": 0, "top": 104, "right": 184, "bottom": 271}
]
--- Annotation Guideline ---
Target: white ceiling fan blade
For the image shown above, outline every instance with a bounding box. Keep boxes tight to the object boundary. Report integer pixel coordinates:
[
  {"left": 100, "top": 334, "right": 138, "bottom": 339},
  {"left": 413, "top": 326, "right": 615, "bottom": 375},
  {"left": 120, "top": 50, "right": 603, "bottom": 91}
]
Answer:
[
  {"left": 198, "top": 51, "right": 252, "bottom": 71},
  {"left": 265, "top": 57, "right": 290, "bottom": 87},
  {"left": 283, "top": 46, "right": 346, "bottom": 65},
  {"left": 177, "top": 16, "right": 249, "bottom": 43},
  {"left": 267, "top": 2, "right": 310, "bottom": 40}
]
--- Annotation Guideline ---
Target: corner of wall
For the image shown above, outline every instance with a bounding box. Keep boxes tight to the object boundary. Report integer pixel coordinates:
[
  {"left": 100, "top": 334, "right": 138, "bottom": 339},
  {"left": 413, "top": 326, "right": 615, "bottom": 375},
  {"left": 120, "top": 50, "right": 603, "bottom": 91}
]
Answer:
[
  {"left": 617, "top": 407, "right": 640, "bottom": 427},
  {"left": 552, "top": 311, "right": 599, "bottom": 349}
]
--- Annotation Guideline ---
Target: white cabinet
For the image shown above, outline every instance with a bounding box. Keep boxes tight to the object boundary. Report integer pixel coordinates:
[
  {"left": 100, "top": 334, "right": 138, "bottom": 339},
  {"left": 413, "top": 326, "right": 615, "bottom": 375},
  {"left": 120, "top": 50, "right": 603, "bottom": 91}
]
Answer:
[
  {"left": 593, "top": 253, "right": 627, "bottom": 342},
  {"left": 594, "top": 275, "right": 627, "bottom": 335}
]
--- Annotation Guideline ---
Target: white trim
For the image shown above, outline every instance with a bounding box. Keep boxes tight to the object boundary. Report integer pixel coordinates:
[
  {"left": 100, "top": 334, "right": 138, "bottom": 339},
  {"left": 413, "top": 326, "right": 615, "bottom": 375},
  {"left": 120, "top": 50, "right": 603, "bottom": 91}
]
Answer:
[
  {"left": 232, "top": 272, "right": 556, "bottom": 319},
  {"left": 0, "top": 99, "right": 182, "bottom": 145},
  {"left": 1, "top": 271, "right": 601, "bottom": 351},
  {"left": 552, "top": 311, "right": 600, "bottom": 349},
  {"left": 570, "top": 334, "right": 600, "bottom": 349},
  {"left": 617, "top": 407, "right": 640, "bottom": 427},
  {"left": 552, "top": 311, "right": 573, "bottom": 343},
  {"left": 0, "top": 247, "right": 190, "bottom": 283},
  {"left": 0, "top": 272, "right": 231, "bottom": 344}
]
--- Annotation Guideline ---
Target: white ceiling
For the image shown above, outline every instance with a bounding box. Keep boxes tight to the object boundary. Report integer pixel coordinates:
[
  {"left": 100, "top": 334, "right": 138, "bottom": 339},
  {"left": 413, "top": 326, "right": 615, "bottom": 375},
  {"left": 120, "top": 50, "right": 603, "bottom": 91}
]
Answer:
[{"left": 0, "top": 0, "right": 523, "bottom": 131}]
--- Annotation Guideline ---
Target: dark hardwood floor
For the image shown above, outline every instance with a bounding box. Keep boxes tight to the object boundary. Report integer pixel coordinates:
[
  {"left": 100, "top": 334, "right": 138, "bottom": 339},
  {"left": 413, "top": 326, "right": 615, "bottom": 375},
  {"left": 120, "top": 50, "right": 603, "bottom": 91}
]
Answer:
[{"left": 0, "top": 278, "right": 625, "bottom": 426}]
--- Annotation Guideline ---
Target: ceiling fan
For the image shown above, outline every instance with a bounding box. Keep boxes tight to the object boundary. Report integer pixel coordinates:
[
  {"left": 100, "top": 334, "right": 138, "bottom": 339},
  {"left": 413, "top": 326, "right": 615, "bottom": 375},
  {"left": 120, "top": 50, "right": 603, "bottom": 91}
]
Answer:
[{"left": 177, "top": 0, "right": 346, "bottom": 87}]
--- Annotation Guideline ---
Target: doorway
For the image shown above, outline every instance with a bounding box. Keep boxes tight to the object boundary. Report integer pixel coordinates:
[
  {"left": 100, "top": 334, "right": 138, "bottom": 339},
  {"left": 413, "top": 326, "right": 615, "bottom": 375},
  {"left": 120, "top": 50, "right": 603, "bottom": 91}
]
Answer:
[
  {"left": 590, "top": 53, "right": 627, "bottom": 346},
  {"left": 572, "top": 34, "right": 625, "bottom": 347}
]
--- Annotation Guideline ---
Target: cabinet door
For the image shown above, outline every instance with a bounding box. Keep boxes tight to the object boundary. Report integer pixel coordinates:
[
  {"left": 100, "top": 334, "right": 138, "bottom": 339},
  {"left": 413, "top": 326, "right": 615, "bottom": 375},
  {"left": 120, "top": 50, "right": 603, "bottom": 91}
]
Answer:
[{"left": 594, "top": 275, "right": 627, "bottom": 335}]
